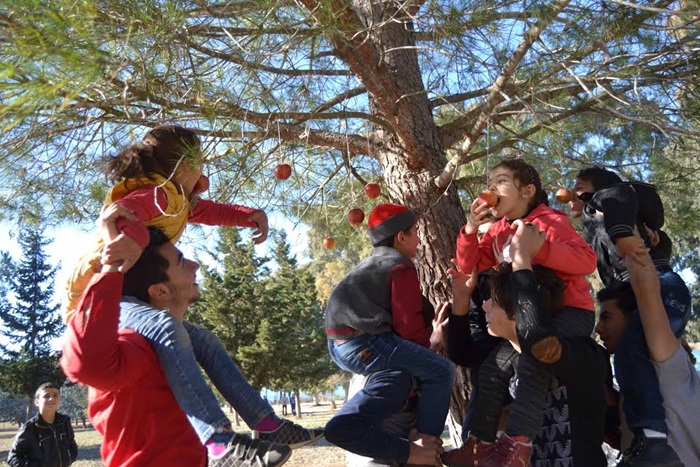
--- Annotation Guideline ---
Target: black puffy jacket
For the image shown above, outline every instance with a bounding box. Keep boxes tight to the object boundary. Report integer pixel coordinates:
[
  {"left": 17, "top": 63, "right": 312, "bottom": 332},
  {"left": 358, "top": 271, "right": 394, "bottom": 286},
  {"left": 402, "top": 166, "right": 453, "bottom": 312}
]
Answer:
[{"left": 7, "top": 412, "right": 78, "bottom": 467}]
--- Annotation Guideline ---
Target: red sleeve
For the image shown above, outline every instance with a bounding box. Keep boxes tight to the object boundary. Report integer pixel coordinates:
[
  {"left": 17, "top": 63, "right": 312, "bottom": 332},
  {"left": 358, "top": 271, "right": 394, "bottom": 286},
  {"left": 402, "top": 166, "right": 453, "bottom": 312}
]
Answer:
[
  {"left": 60, "top": 273, "right": 151, "bottom": 391},
  {"left": 111, "top": 186, "right": 168, "bottom": 248},
  {"left": 455, "top": 226, "right": 497, "bottom": 274},
  {"left": 390, "top": 264, "right": 430, "bottom": 347},
  {"left": 533, "top": 215, "right": 597, "bottom": 275},
  {"left": 113, "top": 185, "right": 167, "bottom": 223},
  {"left": 188, "top": 199, "right": 260, "bottom": 228}
]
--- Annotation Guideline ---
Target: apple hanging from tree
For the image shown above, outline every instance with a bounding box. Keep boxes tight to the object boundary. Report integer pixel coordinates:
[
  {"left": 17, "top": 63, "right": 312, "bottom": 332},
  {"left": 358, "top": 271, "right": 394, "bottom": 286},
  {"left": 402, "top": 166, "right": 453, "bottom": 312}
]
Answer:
[
  {"left": 364, "top": 183, "right": 381, "bottom": 199},
  {"left": 477, "top": 190, "right": 499, "bottom": 207},
  {"left": 347, "top": 208, "right": 365, "bottom": 226},
  {"left": 323, "top": 237, "right": 336, "bottom": 250},
  {"left": 555, "top": 188, "right": 574, "bottom": 203},
  {"left": 274, "top": 163, "right": 292, "bottom": 180}
]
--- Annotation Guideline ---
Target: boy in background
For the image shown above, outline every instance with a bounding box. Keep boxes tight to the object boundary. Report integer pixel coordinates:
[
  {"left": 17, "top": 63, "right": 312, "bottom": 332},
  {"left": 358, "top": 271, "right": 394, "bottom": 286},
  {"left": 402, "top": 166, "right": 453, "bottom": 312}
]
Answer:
[{"left": 8, "top": 382, "right": 78, "bottom": 467}]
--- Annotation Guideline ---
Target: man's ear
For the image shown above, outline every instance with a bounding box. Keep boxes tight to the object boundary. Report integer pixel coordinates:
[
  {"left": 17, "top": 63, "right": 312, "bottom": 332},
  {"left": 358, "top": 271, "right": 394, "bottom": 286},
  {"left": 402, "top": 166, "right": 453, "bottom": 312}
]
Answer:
[{"left": 147, "top": 283, "right": 170, "bottom": 301}]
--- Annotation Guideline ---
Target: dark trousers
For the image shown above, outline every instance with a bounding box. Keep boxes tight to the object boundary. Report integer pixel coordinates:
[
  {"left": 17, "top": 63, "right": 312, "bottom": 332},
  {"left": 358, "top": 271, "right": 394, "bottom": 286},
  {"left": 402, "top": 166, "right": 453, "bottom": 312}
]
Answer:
[{"left": 325, "top": 369, "right": 417, "bottom": 464}]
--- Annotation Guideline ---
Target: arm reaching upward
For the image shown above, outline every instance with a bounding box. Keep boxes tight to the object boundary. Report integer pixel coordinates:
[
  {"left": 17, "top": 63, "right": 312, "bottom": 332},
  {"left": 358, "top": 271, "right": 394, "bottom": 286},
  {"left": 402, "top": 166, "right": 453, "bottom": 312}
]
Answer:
[{"left": 625, "top": 251, "right": 679, "bottom": 362}]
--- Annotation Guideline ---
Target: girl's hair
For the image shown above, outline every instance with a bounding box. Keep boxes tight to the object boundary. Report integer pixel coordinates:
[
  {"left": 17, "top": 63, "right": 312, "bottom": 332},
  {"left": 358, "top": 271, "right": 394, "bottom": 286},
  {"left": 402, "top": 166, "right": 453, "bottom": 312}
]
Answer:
[
  {"left": 492, "top": 159, "right": 549, "bottom": 209},
  {"left": 575, "top": 167, "right": 623, "bottom": 191},
  {"left": 106, "top": 125, "right": 201, "bottom": 182}
]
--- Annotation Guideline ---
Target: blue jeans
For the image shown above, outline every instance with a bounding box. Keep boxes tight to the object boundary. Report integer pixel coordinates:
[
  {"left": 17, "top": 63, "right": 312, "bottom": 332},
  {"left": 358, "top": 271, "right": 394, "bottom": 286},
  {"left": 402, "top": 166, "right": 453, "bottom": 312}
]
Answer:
[
  {"left": 325, "top": 369, "right": 416, "bottom": 464},
  {"left": 120, "top": 297, "right": 274, "bottom": 443},
  {"left": 328, "top": 332, "right": 455, "bottom": 437},
  {"left": 614, "top": 269, "right": 691, "bottom": 433}
]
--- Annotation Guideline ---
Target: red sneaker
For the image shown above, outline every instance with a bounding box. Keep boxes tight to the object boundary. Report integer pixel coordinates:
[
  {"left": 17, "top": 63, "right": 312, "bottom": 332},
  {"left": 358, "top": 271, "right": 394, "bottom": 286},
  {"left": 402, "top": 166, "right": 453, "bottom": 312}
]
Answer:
[
  {"left": 441, "top": 437, "right": 494, "bottom": 467},
  {"left": 480, "top": 434, "right": 532, "bottom": 467}
]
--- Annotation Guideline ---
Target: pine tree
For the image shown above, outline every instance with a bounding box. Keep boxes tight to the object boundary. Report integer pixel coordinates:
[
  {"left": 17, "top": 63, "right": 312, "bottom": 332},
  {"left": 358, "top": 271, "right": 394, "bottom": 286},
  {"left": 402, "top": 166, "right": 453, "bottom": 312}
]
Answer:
[
  {"left": 240, "top": 231, "right": 335, "bottom": 396},
  {"left": 189, "top": 226, "right": 270, "bottom": 387},
  {"left": 0, "top": 226, "right": 66, "bottom": 419}
]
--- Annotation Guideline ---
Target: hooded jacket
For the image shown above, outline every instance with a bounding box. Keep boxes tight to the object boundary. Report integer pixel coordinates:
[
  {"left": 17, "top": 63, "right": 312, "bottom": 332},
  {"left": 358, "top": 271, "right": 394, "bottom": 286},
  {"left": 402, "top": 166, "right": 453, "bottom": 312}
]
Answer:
[{"left": 456, "top": 204, "right": 597, "bottom": 311}]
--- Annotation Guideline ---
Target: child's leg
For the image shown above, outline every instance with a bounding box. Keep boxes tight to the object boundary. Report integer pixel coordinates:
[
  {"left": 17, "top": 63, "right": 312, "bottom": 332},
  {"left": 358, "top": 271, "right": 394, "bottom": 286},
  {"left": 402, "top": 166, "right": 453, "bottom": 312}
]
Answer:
[
  {"left": 470, "top": 341, "right": 518, "bottom": 442},
  {"left": 329, "top": 332, "right": 455, "bottom": 437},
  {"left": 119, "top": 298, "right": 230, "bottom": 444},
  {"left": 506, "top": 307, "right": 594, "bottom": 440},
  {"left": 325, "top": 369, "right": 415, "bottom": 462},
  {"left": 184, "top": 322, "right": 275, "bottom": 428},
  {"left": 614, "top": 270, "right": 691, "bottom": 434},
  {"left": 387, "top": 337, "right": 455, "bottom": 438}
]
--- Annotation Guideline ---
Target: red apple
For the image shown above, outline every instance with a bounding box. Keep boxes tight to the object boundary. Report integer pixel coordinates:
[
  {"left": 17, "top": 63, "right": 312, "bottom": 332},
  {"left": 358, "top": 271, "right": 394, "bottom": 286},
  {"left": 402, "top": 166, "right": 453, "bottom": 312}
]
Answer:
[
  {"left": 274, "top": 163, "right": 292, "bottom": 180},
  {"left": 364, "top": 183, "right": 381, "bottom": 199},
  {"left": 347, "top": 208, "right": 365, "bottom": 226},
  {"left": 478, "top": 190, "right": 499, "bottom": 207},
  {"left": 555, "top": 188, "right": 573, "bottom": 203},
  {"left": 193, "top": 175, "right": 210, "bottom": 194},
  {"left": 323, "top": 237, "right": 336, "bottom": 250}
]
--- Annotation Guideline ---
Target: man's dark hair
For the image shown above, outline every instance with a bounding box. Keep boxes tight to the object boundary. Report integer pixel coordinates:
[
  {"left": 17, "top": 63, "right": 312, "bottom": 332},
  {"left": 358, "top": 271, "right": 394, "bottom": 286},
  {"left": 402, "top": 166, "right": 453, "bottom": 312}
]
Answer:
[
  {"left": 489, "top": 262, "right": 565, "bottom": 320},
  {"left": 596, "top": 283, "right": 637, "bottom": 317},
  {"left": 123, "top": 227, "right": 171, "bottom": 303},
  {"left": 575, "top": 167, "right": 623, "bottom": 192},
  {"left": 35, "top": 382, "right": 60, "bottom": 398}
]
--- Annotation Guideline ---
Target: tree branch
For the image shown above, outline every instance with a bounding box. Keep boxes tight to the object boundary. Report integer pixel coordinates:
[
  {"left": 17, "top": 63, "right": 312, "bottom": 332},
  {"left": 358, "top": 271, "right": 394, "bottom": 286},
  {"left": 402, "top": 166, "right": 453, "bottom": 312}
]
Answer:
[{"left": 435, "top": 0, "right": 571, "bottom": 188}]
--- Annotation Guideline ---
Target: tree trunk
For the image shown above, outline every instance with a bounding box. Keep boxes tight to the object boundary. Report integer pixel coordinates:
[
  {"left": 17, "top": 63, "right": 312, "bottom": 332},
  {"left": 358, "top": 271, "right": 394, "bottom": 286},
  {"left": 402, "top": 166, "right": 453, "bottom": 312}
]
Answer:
[
  {"left": 325, "top": 0, "right": 471, "bottom": 444},
  {"left": 294, "top": 391, "right": 302, "bottom": 418}
]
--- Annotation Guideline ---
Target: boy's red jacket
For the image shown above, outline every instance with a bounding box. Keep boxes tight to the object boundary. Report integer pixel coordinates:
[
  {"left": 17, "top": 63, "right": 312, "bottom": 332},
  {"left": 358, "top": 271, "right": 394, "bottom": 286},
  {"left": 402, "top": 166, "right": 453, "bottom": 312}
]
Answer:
[
  {"left": 61, "top": 273, "right": 206, "bottom": 467},
  {"left": 456, "top": 204, "right": 597, "bottom": 311}
]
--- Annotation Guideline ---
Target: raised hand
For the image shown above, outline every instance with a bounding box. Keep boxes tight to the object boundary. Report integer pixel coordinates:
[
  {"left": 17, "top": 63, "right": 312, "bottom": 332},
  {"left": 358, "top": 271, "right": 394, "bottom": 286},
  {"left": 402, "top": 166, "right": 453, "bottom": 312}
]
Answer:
[{"left": 248, "top": 210, "right": 269, "bottom": 245}]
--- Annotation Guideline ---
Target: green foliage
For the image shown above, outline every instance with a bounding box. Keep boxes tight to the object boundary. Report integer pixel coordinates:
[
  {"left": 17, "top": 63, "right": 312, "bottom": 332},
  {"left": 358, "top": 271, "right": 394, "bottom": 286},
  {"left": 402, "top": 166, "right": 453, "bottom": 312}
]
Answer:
[
  {"left": 190, "top": 227, "right": 335, "bottom": 392},
  {"left": 0, "top": 224, "right": 66, "bottom": 400},
  {"left": 59, "top": 384, "right": 89, "bottom": 425},
  {"left": 0, "top": 390, "right": 30, "bottom": 425}
]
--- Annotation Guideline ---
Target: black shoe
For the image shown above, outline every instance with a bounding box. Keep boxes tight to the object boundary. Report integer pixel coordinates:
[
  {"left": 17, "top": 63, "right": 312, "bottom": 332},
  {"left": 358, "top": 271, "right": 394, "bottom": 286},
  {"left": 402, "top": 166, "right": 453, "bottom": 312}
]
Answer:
[
  {"left": 618, "top": 431, "right": 684, "bottom": 467},
  {"left": 209, "top": 432, "right": 292, "bottom": 467},
  {"left": 254, "top": 419, "right": 325, "bottom": 449}
]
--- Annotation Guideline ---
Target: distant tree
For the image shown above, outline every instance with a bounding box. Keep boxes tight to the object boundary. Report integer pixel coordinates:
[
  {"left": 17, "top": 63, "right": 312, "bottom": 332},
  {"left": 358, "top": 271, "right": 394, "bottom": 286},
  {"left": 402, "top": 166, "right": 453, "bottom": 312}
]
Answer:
[
  {"left": 0, "top": 390, "right": 29, "bottom": 426},
  {"left": 191, "top": 228, "right": 334, "bottom": 395},
  {"left": 188, "top": 226, "right": 270, "bottom": 387},
  {"left": 0, "top": 224, "right": 66, "bottom": 419},
  {"left": 59, "top": 384, "right": 89, "bottom": 429},
  {"left": 241, "top": 231, "right": 336, "bottom": 394}
]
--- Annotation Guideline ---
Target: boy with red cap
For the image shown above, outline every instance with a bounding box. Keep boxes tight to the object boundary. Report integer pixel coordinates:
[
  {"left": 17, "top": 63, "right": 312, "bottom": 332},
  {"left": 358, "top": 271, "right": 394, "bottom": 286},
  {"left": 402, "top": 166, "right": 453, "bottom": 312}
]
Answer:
[{"left": 325, "top": 203, "right": 455, "bottom": 466}]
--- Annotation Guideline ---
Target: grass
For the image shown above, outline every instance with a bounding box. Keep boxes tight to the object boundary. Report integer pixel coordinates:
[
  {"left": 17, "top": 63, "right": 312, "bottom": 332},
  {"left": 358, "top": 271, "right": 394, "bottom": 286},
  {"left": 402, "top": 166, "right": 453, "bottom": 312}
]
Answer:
[{"left": 0, "top": 402, "right": 348, "bottom": 467}]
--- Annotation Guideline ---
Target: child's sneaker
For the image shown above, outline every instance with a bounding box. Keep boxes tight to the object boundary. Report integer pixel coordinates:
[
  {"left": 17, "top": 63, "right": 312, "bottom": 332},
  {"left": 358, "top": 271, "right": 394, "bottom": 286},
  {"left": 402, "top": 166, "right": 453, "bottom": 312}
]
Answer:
[
  {"left": 479, "top": 433, "right": 532, "bottom": 467},
  {"left": 441, "top": 437, "right": 494, "bottom": 466},
  {"left": 619, "top": 430, "right": 684, "bottom": 467},
  {"left": 253, "top": 419, "right": 324, "bottom": 449},
  {"left": 209, "top": 432, "right": 291, "bottom": 467}
]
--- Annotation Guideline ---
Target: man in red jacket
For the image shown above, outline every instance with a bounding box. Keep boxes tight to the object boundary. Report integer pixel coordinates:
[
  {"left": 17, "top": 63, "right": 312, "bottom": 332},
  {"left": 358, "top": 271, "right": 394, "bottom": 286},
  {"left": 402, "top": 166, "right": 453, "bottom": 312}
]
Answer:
[{"left": 61, "top": 205, "right": 289, "bottom": 467}]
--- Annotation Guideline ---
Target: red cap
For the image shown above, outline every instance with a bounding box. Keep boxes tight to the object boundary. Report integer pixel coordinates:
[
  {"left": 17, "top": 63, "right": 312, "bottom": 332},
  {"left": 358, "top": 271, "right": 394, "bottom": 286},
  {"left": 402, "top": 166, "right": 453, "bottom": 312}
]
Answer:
[{"left": 368, "top": 203, "right": 417, "bottom": 246}]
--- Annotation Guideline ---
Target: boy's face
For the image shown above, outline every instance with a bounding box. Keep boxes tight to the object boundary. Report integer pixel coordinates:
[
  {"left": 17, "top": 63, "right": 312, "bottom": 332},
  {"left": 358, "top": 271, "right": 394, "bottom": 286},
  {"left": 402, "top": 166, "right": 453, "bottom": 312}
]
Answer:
[
  {"left": 595, "top": 299, "right": 629, "bottom": 354},
  {"left": 395, "top": 225, "right": 420, "bottom": 258},
  {"left": 570, "top": 177, "right": 594, "bottom": 217},
  {"left": 35, "top": 388, "right": 61, "bottom": 414},
  {"left": 483, "top": 298, "right": 517, "bottom": 343}
]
